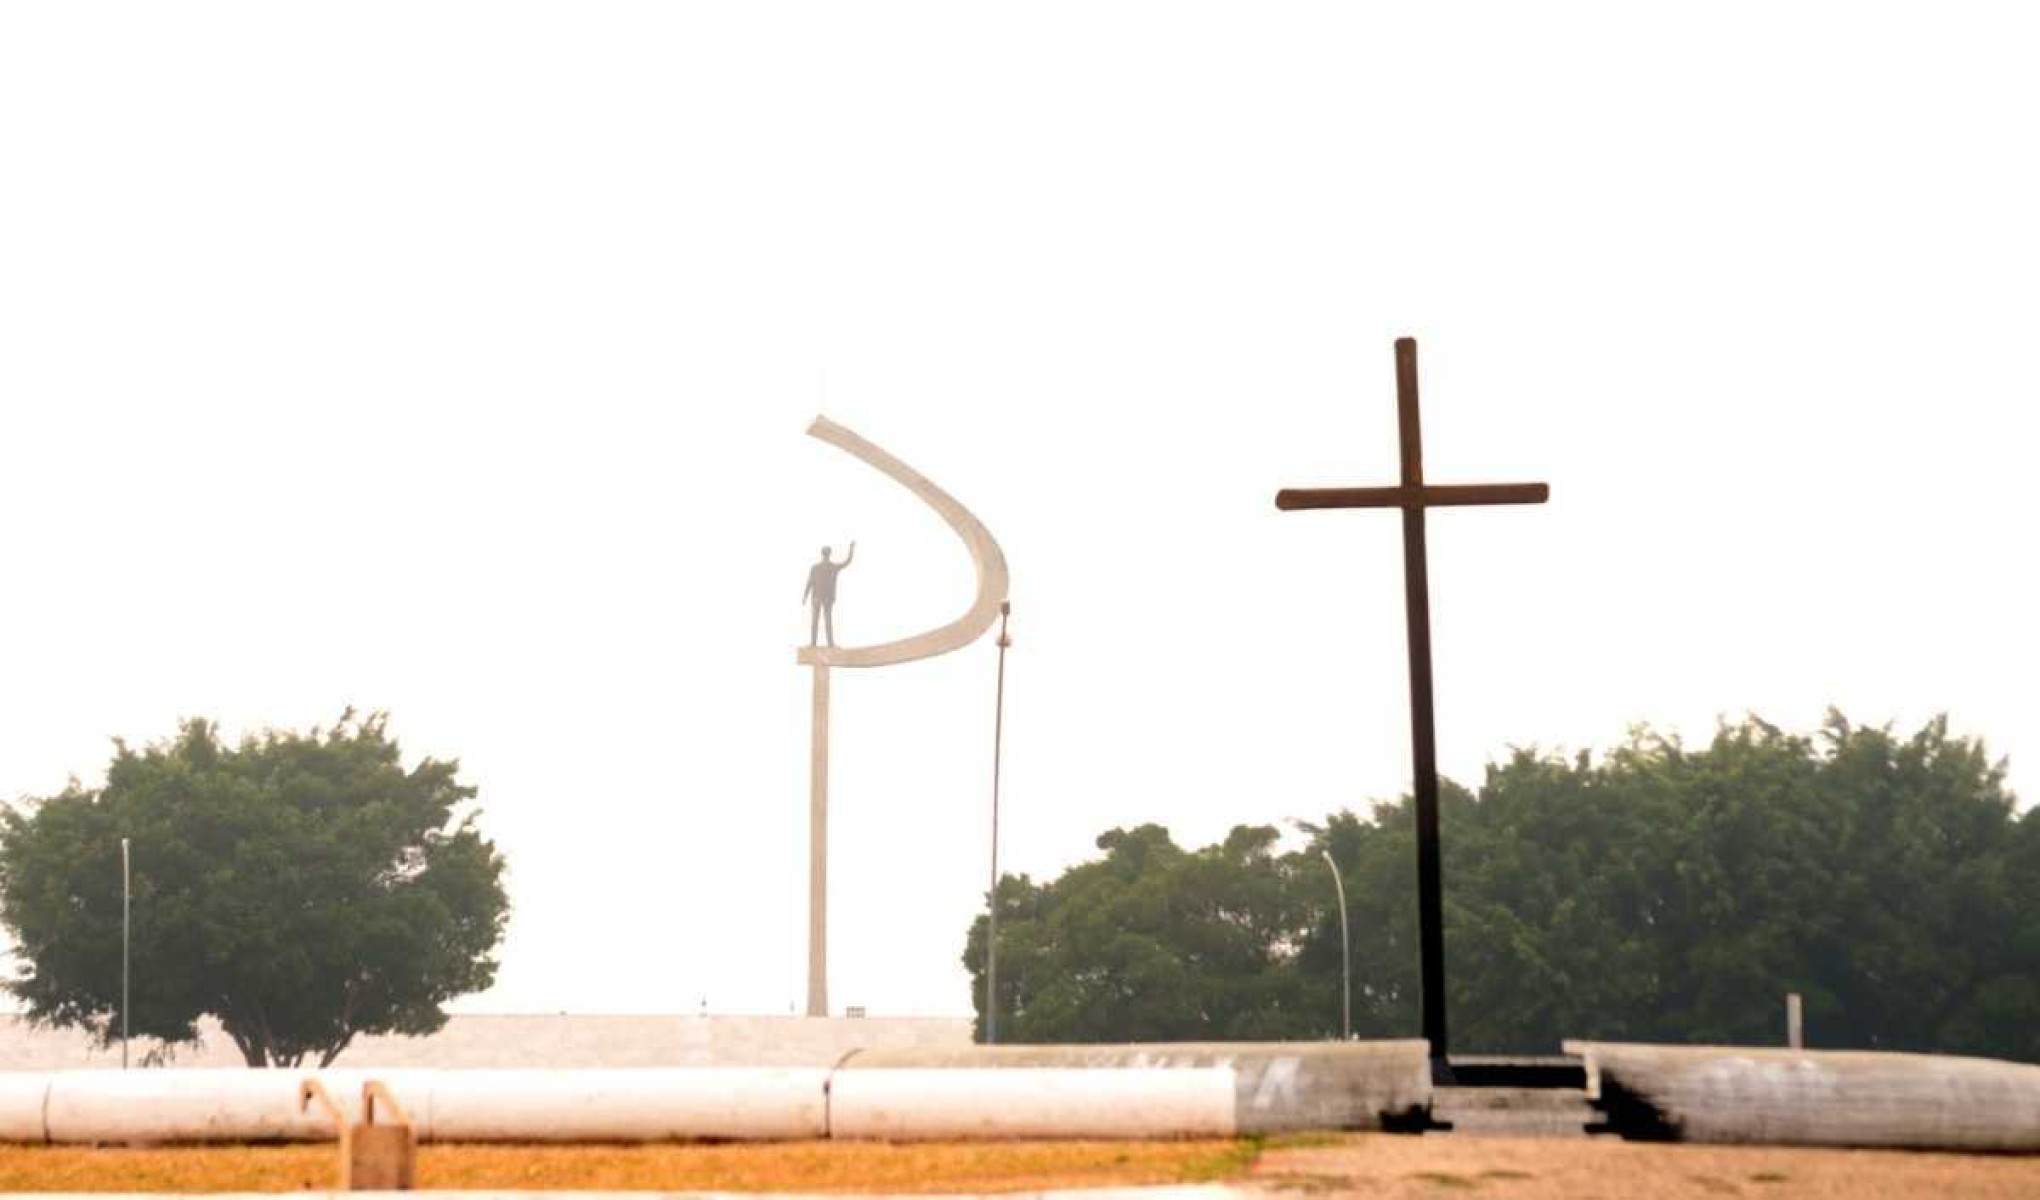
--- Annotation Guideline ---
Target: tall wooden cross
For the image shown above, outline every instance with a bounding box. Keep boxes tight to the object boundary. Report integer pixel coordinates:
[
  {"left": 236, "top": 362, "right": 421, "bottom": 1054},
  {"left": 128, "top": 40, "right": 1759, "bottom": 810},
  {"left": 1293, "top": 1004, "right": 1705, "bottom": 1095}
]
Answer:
[{"left": 1276, "top": 337, "right": 1548, "bottom": 1068}]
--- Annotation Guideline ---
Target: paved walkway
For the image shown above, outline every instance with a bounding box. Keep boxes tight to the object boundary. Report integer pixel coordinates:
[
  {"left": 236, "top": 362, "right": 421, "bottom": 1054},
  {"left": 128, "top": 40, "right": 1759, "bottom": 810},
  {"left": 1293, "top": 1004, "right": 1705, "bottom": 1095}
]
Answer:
[{"left": 1248, "top": 1133, "right": 2040, "bottom": 1198}]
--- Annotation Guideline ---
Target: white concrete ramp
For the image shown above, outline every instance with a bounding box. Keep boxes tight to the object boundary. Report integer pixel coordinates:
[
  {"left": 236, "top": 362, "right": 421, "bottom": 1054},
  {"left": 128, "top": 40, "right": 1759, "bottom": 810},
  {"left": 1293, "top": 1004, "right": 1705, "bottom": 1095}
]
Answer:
[{"left": 1566, "top": 1041, "right": 2040, "bottom": 1151}]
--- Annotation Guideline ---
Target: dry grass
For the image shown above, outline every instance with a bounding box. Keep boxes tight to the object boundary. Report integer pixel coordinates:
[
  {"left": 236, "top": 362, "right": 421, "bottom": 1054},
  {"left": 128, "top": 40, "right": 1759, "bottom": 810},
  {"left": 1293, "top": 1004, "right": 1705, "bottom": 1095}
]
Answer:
[
  {"left": 1254, "top": 1134, "right": 2040, "bottom": 1199},
  {"left": 8, "top": 1134, "right": 2039, "bottom": 1195},
  {"left": 0, "top": 1138, "right": 1254, "bottom": 1193}
]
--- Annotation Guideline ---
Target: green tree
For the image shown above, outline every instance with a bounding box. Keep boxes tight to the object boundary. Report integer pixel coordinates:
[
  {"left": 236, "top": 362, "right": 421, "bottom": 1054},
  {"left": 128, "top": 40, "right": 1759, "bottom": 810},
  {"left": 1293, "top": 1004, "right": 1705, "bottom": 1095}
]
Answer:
[
  {"left": 0, "top": 712, "right": 509, "bottom": 1067},
  {"left": 963, "top": 823, "right": 1314, "bottom": 1042},
  {"left": 968, "top": 713, "right": 2037, "bottom": 1060},
  {"left": 1297, "top": 713, "right": 2032, "bottom": 1055}
]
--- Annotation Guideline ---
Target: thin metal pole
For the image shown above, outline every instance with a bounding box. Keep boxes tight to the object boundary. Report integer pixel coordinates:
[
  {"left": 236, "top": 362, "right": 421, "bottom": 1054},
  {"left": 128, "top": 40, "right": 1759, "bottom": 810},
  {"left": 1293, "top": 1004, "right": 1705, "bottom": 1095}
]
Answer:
[
  {"left": 1321, "top": 850, "right": 1351, "bottom": 1041},
  {"left": 121, "top": 837, "right": 130, "bottom": 1070},
  {"left": 986, "top": 601, "right": 1012, "bottom": 1043}
]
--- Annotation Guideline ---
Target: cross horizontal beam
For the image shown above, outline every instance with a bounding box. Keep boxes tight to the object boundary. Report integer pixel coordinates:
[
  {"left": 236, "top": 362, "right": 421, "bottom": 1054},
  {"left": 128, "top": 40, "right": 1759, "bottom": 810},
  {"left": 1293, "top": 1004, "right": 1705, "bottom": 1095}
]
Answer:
[{"left": 1276, "top": 482, "right": 1549, "bottom": 511}]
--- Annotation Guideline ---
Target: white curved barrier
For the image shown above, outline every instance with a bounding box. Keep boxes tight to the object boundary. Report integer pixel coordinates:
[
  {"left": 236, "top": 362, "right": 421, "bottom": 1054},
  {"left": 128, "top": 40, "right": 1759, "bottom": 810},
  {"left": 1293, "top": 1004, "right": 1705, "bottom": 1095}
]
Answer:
[
  {"left": 25, "top": 1068, "right": 824, "bottom": 1144},
  {"left": 1, "top": 1047, "right": 1430, "bottom": 1143},
  {"left": 427, "top": 1069, "right": 827, "bottom": 1142},
  {"left": 0, "top": 1073, "right": 49, "bottom": 1141},
  {"left": 831, "top": 1068, "right": 1237, "bottom": 1140},
  {"left": 45, "top": 1069, "right": 331, "bottom": 1143},
  {"left": 43, "top": 1069, "right": 435, "bottom": 1144},
  {"left": 846, "top": 1039, "right": 1434, "bottom": 1134},
  {"left": 1567, "top": 1041, "right": 2040, "bottom": 1151}
]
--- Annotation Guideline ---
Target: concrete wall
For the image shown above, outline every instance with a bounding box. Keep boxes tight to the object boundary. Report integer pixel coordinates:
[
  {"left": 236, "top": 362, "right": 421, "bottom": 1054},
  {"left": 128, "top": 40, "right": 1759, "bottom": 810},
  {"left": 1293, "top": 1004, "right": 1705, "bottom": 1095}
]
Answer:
[
  {"left": 0, "top": 1013, "right": 971, "bottom": 1070},
  {"left": 1566, "top": 1040, "right": 2040, "bottom": 1151},
  {"left": 0, "top": 1041, "right": 1436, "bottom": 1142}
]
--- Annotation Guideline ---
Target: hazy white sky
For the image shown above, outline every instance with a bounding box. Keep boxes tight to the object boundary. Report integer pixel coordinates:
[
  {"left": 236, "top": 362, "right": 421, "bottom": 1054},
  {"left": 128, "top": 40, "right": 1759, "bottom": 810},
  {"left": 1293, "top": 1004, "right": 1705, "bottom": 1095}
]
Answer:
[{"left": 2, "top": 3, "right": 2035, "bottom": 1020}]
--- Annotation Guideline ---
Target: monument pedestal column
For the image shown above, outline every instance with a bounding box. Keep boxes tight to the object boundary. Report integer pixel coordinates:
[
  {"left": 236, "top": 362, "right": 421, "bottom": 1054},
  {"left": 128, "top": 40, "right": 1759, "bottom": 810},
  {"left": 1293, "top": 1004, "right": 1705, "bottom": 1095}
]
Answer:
[
  {"left": 807, "top": 662, "right": 830, "bottom": 1018},
  {"left": 794, "top": 416, "right": 1011, "bottom": 1028}
]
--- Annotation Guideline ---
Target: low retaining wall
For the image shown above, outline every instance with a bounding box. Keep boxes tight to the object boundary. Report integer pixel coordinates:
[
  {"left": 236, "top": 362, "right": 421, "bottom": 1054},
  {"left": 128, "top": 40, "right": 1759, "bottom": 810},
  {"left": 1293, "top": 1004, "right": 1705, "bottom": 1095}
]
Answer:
[
  {"left": 1565, "top": 1040, "right": 2040, "bottom": 1151},
  {"left": 844, "top": 1040, "right": 1433, "bottom": 1134},
  {"left": 10, "top": 1069, "right": 830, "bottom": 1144},
  {"left": 0, "top": 1040, "right": 1431, "bottom": 1144},
  {"left": 830, "top": 1069, "right": 1236, "bottom": 1140}
]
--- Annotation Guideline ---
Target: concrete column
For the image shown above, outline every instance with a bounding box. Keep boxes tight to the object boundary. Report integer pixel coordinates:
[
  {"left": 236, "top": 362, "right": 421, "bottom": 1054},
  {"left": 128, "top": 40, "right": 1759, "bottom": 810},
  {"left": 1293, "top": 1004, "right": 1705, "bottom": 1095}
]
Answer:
[
  {"left": 792, "top": 417, "right": 1012, "bottom": 1022},
  {"left": 806, "top": 664, "right": 830, "bottom": 1018}
]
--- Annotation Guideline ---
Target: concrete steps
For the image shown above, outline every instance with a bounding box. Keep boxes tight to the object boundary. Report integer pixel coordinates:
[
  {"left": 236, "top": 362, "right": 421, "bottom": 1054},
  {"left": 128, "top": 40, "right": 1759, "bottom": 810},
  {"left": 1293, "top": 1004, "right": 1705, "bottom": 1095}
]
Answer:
[{"left": 1428, "top": 1085, "right": 1598, "bottom": 1137}]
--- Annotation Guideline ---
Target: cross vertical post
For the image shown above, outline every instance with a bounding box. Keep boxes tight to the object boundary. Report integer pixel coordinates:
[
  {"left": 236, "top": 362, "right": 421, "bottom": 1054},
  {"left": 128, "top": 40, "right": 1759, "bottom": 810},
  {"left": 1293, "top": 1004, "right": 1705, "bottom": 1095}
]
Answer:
[
  {"left": 1276, "top": 337, "right": 1548, "bottom": 1073},
  {"left": 1392, "top": 339, "right": 1451, "bottom": 1065}
]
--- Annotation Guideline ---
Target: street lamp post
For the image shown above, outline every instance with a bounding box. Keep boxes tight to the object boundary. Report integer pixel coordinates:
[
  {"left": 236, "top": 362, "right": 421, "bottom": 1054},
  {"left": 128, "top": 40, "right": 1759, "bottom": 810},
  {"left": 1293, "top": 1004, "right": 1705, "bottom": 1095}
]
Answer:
[
  {"left": 120, "top": 837, "right": 131, "bottom": 1070},
  {"left": 985, "top": 602, "right": 1012, "bottom": 1044},
  {"left": 1321, "top": 850, "right": 1351, "bottom": 1041}
]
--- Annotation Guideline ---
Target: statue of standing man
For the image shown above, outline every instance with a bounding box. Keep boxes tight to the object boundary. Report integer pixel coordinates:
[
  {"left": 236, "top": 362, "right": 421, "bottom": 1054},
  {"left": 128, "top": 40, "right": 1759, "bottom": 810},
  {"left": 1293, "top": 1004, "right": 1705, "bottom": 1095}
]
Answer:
[{"left": 803, "top": 541, "right": 855, "bottom": 647}]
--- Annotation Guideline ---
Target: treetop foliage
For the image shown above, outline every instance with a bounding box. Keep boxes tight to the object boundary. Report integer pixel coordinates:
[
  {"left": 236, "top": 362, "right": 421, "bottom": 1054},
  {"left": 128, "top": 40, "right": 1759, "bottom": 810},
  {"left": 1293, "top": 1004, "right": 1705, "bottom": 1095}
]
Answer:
[
  {"left": 965, "top": 712, "right": 2037, "bottom": 1059},
  {"left": 0, "top": 711, "right": 509, "bottom": 1067}
]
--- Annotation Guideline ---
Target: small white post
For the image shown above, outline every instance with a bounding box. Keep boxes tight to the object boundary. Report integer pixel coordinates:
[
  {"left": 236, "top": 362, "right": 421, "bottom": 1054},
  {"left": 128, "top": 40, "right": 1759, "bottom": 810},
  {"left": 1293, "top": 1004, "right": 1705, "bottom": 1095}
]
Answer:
[{"left": 1786, "top": 992, "right": 1803, "bottom": 1050}]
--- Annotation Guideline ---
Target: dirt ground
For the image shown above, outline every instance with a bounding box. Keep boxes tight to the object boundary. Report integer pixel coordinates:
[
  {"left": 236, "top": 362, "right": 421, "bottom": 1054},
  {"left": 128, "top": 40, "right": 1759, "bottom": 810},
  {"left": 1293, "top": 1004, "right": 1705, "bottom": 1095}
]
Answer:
[
  {"left": 2, "top": 1135, "right": 2038, "bottom": 1195},
  {"left": 1252, "top": 1134, "right": 2040, "bottom": 1199},
  {"left": 0, "top": 1139, "right": 1251, "bottom": 1192}
]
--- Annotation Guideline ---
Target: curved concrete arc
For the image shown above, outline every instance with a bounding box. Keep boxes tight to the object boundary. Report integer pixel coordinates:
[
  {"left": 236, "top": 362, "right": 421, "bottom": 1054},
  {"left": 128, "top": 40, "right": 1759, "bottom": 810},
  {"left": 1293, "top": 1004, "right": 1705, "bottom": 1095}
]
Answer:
[{"left": 795, "top": 416, "right": 1009, "bottom": 668}]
